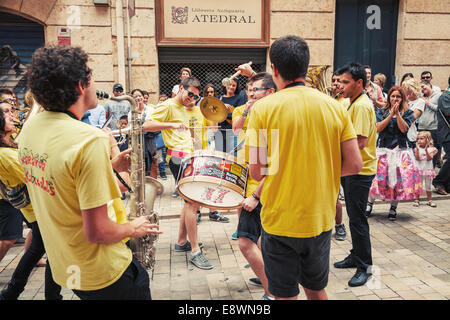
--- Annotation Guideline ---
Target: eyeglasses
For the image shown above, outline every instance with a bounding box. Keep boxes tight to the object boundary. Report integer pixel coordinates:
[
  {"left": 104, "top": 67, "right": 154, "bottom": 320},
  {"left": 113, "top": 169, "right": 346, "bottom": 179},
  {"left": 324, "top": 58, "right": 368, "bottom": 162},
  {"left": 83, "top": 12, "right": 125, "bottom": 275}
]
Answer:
[
  {"left": 114, "top": 88, "right": 124, "bottom": 92},
  {"left": 0, "top": 98, "right": 17, "bottom": 105},
  {"left": 250, "top": 87, "right": 269, "bottom": 93},
  {"left": 186, "top": 89, "right": 199, "bottom": 101},
  {"left": 421, "top": 76, "right": 431, "bottom": 79}
]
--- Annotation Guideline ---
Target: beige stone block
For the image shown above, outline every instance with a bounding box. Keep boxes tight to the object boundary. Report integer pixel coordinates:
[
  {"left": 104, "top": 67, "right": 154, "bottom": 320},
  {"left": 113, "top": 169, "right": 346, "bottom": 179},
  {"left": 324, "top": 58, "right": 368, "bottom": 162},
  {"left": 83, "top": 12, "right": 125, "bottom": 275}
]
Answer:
[
  {"left": 46, "top": 4, "right": 111, "bottom": 26},
  {"left": 403, "top": 14, "right": 450, "bottom": 40},
  {"left": 128, "top": 65, "right": 159, "bottom": 92},
  {"left": 308, "top": 40, "right": 334, "bottom": 67},
  {"left": 136, "top": 0, "right": 155, "bottom": 8},
  {"left": 271, "top": 12, "right": 334, "bottom": 39},
  {"left": 271, "top": 0, "right": 334, "bottom": 12},
  {"left": 405, "top": 0, "right": 450, "bottom": 13},
  {"left": 0, "top": 0, "right": 22, "bottom": 12},
  {"left": 46, "top": 26, "right": 113, "bottom": 54},
  {"left": 399, "top": 40, "right": 450, "bottom": 66},
  {"left": 128, "top": 8, "right": 155, "bottom": 37},
  {"left": 19, "top": 0, "right": 57, "bottom": 24},
  {"left": 58, "top": 0, "right": 98, "bottom": 5},
  {"left": 90, "top": 54, "right": 115, "bottom": 82},
  {"left": 112, "top": 37, "right": 157, "bottom": 65}
]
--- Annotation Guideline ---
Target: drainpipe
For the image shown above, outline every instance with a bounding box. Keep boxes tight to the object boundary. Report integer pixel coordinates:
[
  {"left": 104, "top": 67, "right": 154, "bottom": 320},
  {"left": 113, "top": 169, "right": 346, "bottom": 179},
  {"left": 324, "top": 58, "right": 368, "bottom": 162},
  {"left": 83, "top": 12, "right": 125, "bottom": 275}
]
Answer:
[
  {"left": 115, "top": 0, "right": 127, "bottom": 91},
  {"left": 126, "top": 0, "right": 133, "bottom": 91}
]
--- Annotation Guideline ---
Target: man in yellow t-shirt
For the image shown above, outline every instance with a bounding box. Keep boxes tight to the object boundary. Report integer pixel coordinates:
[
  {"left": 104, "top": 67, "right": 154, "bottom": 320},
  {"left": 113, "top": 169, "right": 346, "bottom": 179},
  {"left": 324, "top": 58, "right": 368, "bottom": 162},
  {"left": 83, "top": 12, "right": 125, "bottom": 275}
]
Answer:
[
  {"left": 232, "top": 72, "right": 276, "bottom": 300},
  {"left": 247, "top": 36, "right": 362, "bottom": 300},
  {"left": 0, "top": 101, "right": 63, "bottom": 300},
  {"left": 18, "top": 46, "right": 161, "bottom": 300},
  {"left": 333, "top": 62, "right": 377, "bottom": 288},
  {"left": 143, "top": 77, "right": 213, "bottom": 270}
]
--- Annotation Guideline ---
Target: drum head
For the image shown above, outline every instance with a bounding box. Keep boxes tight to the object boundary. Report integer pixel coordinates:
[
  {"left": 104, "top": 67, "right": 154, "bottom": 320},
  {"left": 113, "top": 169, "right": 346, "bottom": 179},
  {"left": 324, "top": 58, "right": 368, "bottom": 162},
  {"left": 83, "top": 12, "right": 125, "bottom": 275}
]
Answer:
[{"left": 178, "top": 180, "right": 244, "bottom": 210}]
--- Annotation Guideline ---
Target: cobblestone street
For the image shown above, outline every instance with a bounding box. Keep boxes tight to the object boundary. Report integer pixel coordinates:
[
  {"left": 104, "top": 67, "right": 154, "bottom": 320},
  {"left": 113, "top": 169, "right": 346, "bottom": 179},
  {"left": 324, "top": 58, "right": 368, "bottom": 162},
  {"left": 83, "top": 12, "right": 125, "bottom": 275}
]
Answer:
[{"left": 1, "top": 177, "right": 450, "bottom": 300}]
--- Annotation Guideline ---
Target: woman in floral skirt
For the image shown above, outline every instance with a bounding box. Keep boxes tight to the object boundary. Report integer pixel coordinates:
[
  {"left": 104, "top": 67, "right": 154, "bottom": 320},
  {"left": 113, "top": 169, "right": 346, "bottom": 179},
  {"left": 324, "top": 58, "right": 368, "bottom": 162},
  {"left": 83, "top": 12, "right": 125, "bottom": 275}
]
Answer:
[{"left": 365, "top": 86, "right": 422, "bottom": 221}]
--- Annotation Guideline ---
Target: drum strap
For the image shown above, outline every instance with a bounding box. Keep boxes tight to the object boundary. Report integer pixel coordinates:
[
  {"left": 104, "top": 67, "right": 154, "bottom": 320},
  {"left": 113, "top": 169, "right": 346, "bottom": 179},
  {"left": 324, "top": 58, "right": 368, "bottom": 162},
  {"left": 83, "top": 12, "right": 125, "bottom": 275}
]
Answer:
[{"left": 167, "top": 149, "right": 189, "bottom": 159}]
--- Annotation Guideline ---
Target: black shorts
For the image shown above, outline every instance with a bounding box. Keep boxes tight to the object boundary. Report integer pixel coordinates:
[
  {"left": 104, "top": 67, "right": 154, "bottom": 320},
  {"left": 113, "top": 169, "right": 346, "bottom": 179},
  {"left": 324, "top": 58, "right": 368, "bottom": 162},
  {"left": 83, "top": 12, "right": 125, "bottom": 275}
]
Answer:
[
  {"left": 0, "top": 199, "right": 23, "bottom": 241},
  {"left": 237, "top": 203, "right": 262, "bottom": 244},
  {"left": 169, "top": 157, "right": 182, "bottom": 184},
  {"left": 261, "top": 229, "right": 332, "bottom": 298}
]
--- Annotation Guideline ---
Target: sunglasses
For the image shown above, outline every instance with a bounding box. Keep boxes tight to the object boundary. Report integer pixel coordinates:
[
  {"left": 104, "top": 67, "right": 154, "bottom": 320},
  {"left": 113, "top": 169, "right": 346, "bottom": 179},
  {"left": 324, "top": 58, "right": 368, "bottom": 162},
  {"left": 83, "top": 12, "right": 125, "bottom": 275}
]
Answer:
[
  {"left": 0, "top": 98, "right": 17, "bottom": 105},
  {"left": 421, "top": 76, "right": 431, "bottom": 79},
  {"left": 114, "top": 88, "right": 124, "bottom": 92},
  {"left": 250, "top": 87, "right": 270, "bottom": 93},
  {"left": 186, "top": 89, "right": 199, "bottom": 101}
]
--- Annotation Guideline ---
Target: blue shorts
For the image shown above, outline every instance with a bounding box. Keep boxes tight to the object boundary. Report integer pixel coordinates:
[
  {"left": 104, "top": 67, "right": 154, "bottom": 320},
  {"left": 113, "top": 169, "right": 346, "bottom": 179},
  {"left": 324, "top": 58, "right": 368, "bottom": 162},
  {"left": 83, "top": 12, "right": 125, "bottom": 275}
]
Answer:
[
  {"left": 262, "top": 229, "right": 332, "bottom": 298},
  {"left": 0, "top": 199, "right": 23, "bottom": 241}
]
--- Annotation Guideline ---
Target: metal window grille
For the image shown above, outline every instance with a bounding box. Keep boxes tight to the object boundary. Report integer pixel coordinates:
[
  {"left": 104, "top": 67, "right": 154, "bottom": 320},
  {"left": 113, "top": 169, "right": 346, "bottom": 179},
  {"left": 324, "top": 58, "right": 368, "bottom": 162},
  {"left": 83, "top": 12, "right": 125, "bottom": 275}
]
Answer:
[{"left": 159, "top": 62, "right": 266, "bottom": 98}]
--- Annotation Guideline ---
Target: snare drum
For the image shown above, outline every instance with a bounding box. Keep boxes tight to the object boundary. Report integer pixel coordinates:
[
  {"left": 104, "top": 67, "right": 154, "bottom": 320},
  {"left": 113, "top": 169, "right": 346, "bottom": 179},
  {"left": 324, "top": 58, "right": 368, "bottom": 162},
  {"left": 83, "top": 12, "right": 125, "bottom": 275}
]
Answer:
[{"left": 177, "top": 150, "right": 248, "bottom": 209}]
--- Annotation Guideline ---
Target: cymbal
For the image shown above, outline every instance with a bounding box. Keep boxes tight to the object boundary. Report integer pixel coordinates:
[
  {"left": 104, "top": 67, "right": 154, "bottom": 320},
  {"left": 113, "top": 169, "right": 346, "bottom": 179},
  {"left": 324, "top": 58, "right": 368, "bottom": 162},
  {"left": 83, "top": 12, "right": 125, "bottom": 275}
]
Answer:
[{"left": 200, "top": 97, "right": 227, "bottom": 123}]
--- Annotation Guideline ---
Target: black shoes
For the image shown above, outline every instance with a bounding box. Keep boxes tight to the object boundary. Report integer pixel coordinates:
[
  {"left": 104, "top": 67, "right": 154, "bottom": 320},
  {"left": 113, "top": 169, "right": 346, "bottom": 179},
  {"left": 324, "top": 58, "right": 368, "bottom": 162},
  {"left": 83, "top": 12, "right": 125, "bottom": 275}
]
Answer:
[
  {"left": 333, "top": 256, "right": 357, "bottom": 269},
  {"left": 348, "top": 270, "right": 372, "bottom": 287},
  {"left": 388, "top": 206, "right": 397, "bottom": 221},
  {"left": 365, "top": 202, "right": 373, "bottom": 217}
]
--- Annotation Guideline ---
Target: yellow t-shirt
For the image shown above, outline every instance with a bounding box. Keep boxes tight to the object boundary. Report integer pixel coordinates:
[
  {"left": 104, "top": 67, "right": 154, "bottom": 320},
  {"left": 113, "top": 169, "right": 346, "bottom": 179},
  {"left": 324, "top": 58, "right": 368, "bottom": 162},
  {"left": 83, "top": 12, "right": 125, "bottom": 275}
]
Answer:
[
  {"left": 0, "top": 147, "right": 36, "bottom": 223},
  {"left": 232, "top": 105, "right": 259, "bottom": 197},
  {"left": 336, "top": 96, "right": 350, "bottom": 109},
  {"left": 346, "top": 94, "right": 377, "bottom": 175},
  {"left": 185, "top": 106, "right": 209, "bottom": 150},
  {"left": 17, "top": 111, "right": 132, "bottom": 291},
  {"left": 150, "top": 98, "right": 193, "bottom": 156},
  {"left": 247, "top": 86, "right": 356, "bottom": 238}
]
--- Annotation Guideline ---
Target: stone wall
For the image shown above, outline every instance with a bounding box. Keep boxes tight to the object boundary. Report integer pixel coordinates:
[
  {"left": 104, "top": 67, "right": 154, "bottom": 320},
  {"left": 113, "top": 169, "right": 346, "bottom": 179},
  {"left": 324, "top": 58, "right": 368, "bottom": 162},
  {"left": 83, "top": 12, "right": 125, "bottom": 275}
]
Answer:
[
  {"left": 1, "top": 0, "right": 448, "bottom": 101},
  {"left": 396, "top": 0, "right": 449, "bottom": 90}
]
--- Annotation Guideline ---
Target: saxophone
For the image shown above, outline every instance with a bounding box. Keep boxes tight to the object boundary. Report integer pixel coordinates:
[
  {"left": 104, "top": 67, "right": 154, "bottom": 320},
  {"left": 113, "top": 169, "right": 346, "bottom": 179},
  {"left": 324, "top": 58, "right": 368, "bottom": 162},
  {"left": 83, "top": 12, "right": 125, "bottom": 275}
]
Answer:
[{"left": 109, "top": 94, "right": 164, "bottom": 274}]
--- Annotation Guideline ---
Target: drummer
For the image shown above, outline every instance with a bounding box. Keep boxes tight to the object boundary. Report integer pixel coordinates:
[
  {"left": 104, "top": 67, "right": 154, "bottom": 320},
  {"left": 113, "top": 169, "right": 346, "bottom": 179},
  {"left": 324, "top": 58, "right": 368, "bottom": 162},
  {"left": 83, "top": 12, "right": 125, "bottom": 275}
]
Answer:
[
  {"left": 143, "top": 77, "right": 213, "bottom": 270},
  {"left": 188, "top": 87, "right": 231, "bottom": 224},
  {"left": 232, "top": 72, "right": 276, "bottom": 300}
]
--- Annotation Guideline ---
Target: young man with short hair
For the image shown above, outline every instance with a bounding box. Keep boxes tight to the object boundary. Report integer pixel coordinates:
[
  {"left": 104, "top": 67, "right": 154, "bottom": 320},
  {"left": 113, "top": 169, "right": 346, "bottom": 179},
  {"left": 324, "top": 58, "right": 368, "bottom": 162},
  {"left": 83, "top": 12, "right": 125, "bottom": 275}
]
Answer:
[
  {"left": 143, "top": 77, "right": 213, "bottom": 270},
  {"left": 19, "top": 45, "right": 161, "bottom": 300},
  {"left": 335, "top": 62, "right": 377, "bottom": 287},
  {"left": 248, "top": 35, "right": 362, "bottom": 300}
]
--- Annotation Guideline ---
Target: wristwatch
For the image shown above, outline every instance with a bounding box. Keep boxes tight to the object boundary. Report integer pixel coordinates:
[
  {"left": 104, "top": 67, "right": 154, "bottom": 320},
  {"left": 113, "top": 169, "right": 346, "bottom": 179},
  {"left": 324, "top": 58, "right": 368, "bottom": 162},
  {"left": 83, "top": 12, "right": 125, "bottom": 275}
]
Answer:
[{"left": 251, "top": 193, "right": 260, "bottom": 201}]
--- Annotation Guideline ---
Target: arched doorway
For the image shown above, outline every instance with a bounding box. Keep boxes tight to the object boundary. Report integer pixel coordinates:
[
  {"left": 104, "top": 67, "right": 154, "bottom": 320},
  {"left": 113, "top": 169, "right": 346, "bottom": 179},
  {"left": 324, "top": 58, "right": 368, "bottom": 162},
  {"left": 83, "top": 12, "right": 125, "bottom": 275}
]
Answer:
[{"left": 0, "top": 11, "right": 45, "bottom": 101}]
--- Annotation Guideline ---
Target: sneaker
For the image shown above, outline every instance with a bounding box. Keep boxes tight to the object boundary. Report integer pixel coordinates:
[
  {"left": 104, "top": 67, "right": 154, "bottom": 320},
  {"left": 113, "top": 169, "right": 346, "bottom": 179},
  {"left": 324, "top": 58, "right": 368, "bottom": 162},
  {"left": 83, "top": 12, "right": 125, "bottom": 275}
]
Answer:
[
  {"left": 249, "top": 277, "right": 263, "bottom": 287},
  {"left": 365, "top": 202, "right": 373, "bottom": 217},
  {"left": 333, "top": 256, "right": 357, "bottom": 269},
  {"left": 174, "top": 241, "right": 203, "bottom": 252},
  {"left": 335, "top": 224, "right": 347, "bottom": 241},
  {"left": 263, "top": 294, "right": 275, "bottom": 300},
  {"left": 196, "top": 211, "right": 201, "bottom": 224},
  {"left": 388, "top": 206, "right": 397, "bottom": 221},
  {"left": 348, "top": 269, "right": 372, "bottom": 287},
  {"left": 161, "top": 173, "right": 167, "bottom": 180},
  {"left": 209, "top": 211, "right": 230, "bottom": 223},
  {"left": 15, "top": 237, "right": 26, "bottom": 244},
  {"left": 189, "top": 251, "right": 213, "bottom": 270},
  {"left": 231, "top": 231, "right": 238, "bottom": 240},
  {"left": 172, "top": 190, "right": 179, "bottom": 198}
]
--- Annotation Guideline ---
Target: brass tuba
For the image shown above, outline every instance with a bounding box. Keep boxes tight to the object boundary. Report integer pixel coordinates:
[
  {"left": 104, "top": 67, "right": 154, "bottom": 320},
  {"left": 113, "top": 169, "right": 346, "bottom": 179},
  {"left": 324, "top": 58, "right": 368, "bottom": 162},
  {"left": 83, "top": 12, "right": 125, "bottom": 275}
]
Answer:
[
  {"left": 305, "top": 65, "right": 331, "bottom": 94},
  {"left": 110, "top": 94, "right": 163, "bottom": 273},
  {"left": 14, "top": 91, "right": 44, "bottom": 141}
]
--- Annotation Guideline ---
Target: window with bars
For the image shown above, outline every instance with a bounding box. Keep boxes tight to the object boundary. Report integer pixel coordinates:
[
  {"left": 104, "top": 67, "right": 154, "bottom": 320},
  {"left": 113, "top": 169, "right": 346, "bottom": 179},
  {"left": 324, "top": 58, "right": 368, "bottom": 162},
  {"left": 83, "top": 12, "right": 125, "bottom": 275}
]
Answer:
[{"left": 158, "top": 47, "right": 267, "bottom": 98}]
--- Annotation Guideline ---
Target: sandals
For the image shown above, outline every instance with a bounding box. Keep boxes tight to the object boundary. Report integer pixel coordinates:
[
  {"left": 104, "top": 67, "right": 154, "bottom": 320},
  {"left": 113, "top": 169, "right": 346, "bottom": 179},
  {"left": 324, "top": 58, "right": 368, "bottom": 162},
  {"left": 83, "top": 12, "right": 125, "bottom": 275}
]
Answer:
[
  {"left": 434, "top": 185, "right": 448, "bottom": 195},
  {"left": 413, "top": 200, "right": 437, "bottom": 207}
]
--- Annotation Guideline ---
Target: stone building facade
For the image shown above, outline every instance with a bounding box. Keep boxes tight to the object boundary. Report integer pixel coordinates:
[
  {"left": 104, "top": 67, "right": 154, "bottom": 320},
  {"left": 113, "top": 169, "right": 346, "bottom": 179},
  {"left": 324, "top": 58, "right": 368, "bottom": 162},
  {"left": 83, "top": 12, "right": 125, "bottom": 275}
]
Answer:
[{"left": 0, "top": 0, "right": 449, "bottom": 103}]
